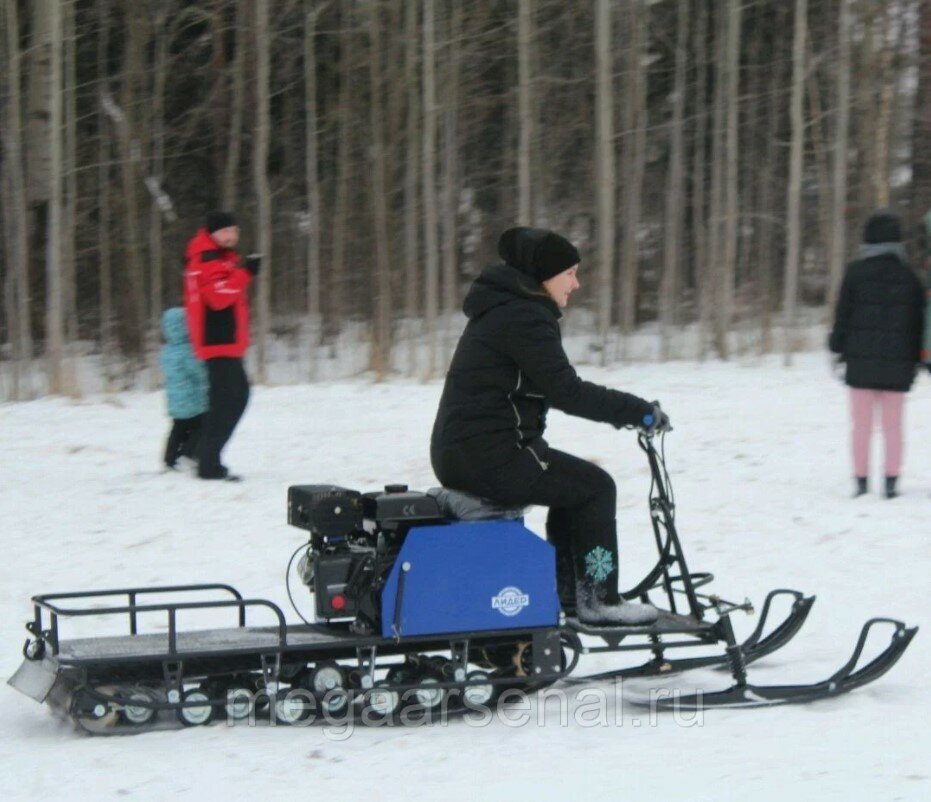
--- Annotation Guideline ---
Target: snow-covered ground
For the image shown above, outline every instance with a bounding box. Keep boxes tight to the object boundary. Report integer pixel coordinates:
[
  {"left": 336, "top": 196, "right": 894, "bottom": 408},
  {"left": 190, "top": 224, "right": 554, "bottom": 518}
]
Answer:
[{"left": 1, "top": 352, "right": 928, "bottom": 801}]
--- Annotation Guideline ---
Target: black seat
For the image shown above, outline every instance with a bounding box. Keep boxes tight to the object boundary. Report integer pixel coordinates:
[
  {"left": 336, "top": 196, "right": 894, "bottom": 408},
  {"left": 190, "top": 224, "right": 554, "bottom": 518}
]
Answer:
[{"left": 427, "top": 488, "right": 527, "bottom": 522}]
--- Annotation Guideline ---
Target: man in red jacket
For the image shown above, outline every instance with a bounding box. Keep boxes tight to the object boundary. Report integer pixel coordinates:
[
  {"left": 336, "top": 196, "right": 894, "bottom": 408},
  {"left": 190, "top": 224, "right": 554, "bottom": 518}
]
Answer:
[{"left": 184, "top": 211, "right": 260, "bottom": 480}]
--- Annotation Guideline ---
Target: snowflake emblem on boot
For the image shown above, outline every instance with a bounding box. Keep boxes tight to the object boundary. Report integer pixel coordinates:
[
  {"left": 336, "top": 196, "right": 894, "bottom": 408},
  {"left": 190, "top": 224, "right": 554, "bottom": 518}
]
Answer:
[{"left": 584, "top": 547, "right": 615, "bottom": 582}]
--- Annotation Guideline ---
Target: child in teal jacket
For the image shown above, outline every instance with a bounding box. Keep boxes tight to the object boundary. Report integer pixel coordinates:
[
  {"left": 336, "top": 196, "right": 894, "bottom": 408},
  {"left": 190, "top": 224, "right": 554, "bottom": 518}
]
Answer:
[{"left": 160, "top": 307, "right": 209, "bottom": 469}]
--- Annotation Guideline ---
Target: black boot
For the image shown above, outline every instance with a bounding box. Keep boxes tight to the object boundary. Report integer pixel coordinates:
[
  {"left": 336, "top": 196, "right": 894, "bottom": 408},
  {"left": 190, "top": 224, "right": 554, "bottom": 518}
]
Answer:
[
  {"left": 885, "top": 475, "right": 898, "bottom": 499},
  {"left": 555, "top": 550, "right": 577, "bottom": 616},
  {"left": 853, "top": 477, "right": 868, "bottom": 498}
]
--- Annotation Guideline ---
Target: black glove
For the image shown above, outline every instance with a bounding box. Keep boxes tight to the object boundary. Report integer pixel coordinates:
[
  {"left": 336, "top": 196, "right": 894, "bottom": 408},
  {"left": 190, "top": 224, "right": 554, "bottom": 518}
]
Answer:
[
  {"left": 641, "top": 402, "right": 671, "bottom": 435},
  {"left": 244, "top": 253, "right": 262, "bottom": 276}
]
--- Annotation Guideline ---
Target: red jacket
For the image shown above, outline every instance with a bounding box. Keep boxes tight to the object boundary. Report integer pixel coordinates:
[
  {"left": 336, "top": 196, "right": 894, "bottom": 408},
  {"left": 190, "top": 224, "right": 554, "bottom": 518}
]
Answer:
[{"left": 183, "top": 229, "right": 253, "bottom": 360}]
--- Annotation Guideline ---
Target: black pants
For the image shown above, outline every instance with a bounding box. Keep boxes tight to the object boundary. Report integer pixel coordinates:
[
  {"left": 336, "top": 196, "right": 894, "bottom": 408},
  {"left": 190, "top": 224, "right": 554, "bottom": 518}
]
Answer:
[
  {"left": 198, "top": 358, "right": 250, "bottom": 477},
  {"left": 164, "top": 414, "right": 204, "bottom": 467},
  {"left": 432, "top": 445, "right": 620, "bottom": 604}
]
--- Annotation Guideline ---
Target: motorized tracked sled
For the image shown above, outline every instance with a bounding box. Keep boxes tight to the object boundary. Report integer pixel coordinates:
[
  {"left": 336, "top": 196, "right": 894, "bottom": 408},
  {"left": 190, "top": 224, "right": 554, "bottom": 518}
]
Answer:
[{"left": 8, "top": 432, "right": 917, "bottom": 733}]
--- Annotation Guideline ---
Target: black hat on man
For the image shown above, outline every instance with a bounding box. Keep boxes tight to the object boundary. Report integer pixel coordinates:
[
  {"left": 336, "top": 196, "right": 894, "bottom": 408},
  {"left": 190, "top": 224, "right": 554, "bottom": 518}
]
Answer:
[
  {"left": 497, "top": 227, "right": 580, "bottom": 283},
  {"left": 863, "top": 209, "right": 902, "bottom": 244},
  {"left": 205, "top": 210, "right": 237, "bottom": 234}
]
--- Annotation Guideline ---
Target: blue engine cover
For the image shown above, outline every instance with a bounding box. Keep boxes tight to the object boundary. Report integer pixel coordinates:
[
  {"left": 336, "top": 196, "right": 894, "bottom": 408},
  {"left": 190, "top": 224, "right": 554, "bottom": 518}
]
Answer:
[{"left": 380, "top": 520, "right": 559, "bottom": 638}]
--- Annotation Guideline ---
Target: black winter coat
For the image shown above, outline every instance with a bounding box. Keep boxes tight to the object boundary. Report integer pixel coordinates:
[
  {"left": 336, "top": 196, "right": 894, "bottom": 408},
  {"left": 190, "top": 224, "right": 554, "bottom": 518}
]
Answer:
[
  {"left": 829, "top": 253, "right": 926, "bottom": 391},
  {"left": 430, "top": 263, "right": 653, "bottom": 479}
]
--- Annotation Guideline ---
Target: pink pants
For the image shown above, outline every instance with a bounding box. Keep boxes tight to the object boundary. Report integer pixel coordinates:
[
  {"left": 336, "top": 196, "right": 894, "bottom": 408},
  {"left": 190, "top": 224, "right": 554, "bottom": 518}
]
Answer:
[{"left": 849, "top": 388, "right": 905, "bottom": 478}]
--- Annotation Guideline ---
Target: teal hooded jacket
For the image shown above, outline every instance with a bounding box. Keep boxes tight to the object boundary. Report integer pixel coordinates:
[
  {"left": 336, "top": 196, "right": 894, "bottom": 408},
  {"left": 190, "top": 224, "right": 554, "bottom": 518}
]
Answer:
[{"left": 160, "top": 307, "right": 208, "bottom": 420}]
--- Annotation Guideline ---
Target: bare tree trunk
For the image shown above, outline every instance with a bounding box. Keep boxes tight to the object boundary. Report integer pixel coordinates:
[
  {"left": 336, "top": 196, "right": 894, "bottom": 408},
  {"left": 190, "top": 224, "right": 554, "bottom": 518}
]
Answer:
[
  {"left": 691, "top": 0, "right": 708, "bottom": 358},
  {"left": 806, "top": 38, "right": 833, "bottom": 301},
  {"left": 368, "top": 0, "right": 392, "bottom": 378},
  {"left": 829, "top": 0, "right": 852, "bottom": 312},
  {"left": 517, "top": 0, "right": 533, "bottom": 224},
  {"left": 594, "top": 0, "right": 614, "bottom": 362},
  {"left": 304, "top": 0, "right": 322, "bottom": 377},
  {"left": 873, "top": 5, "right": 895, "bottom": 208},
  {"left": 440, "top": 1, "right": 460, "bottom": 325},
  {"left": 331, "top": 4, "right": 353, "bottom": 341},
  {"left": 661, "top": 0, "right": 689, "bottom": 360},
  {"left": 149, "top": 4, "right": 168, "bottom": 368},
  {"left": 1, "top": 169, "right": 20, "bottom": 398},
  {"left": 782, "top": 0, "right": 807, "bottom": 364},
  {"left": 757, "top": 19, "right": 786, "bottom": 356},
  {"left": 26, "top": 0, "right": 52, "bottom": 206},
  {"left": 857, "top": 7, "right": 879, "bottom": 215},
  {"left": 97, "top": 0, "right": 113, "bottom": 377},
  {"left": 911, "top": 0, "right": 931, "bottom": 238},
  {"left": 46, "top": 0, "right": 65, "bottom": 394},
  {"left": 404, "top": 0, "right": 420, "bottom": 375},
  {"left": 422, "top": 0, "right": 439, "bottom": 378},
  {"left": 119, "top": 6, "right": 147, "bottom": 358},
  {"left": 619, "top": 0, "right": 647, "bottom": 340},
  {"left": 63, "top": 0, "right": 78, "bottom": 349},
  {"left": 707, "top": 1, "right": 726, "bottom": 357},
  {"left": 253, "top": 0, "right": 272, "bottom": 383},
  {"left": 717, "top": 0, "right": 741, "bottom": 358},
  {"left": 211, "top": 0, "right": 228, "bottom": 179},
  {"left": 2, "top": 0, "right": 33, "bottom": 398},
  {"left": 222, "top": 0, "right": 246, "bottom": 209}
]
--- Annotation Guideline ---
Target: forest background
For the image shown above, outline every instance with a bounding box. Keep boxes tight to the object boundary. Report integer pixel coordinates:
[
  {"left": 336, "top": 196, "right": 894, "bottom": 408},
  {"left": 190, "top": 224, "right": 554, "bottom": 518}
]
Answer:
[{"left": 2, "top": 0, "right": 930, "bottom": 400}]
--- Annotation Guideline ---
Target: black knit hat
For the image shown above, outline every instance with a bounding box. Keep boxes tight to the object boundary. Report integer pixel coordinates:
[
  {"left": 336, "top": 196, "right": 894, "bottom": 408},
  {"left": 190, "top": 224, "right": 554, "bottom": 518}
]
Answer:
[
  {"left": 497, "top": 227, "right": 580, "bottom": 282},
  {"left": 863, "top": 209, "right": 902, "bottom": 244},
  {"left": 205, "top": 210, "right": 237, "bottom": 234}
]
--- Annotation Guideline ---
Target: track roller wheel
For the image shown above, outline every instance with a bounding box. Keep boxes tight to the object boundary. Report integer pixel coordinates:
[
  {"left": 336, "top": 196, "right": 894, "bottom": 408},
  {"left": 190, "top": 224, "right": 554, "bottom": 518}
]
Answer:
[
  {"left": 177, "top": 688, "right": 215, "bottom": 727},
  {"left": 70, "top": 686, "right": 120, "bottom": 733},
  {"left": 120, "top": 687, "right": 158, "bottom": 727},
  {"left": 411, "top": 676, "right": 445, "bottom": 710},
  {"left": 224, "top": 684, "right": 257, "bottom": 722},
  {"left": 463, "top": 671, "right": 496, "bottom": 707},
  {"left": 365, "top": 682, "right": 400, "bottom": 719},
  {"left": 310, "top": 661, "right": 349, "bottom": 715},
  {"left": 273, "top": 686, "right": 315, "bottom": 726}
]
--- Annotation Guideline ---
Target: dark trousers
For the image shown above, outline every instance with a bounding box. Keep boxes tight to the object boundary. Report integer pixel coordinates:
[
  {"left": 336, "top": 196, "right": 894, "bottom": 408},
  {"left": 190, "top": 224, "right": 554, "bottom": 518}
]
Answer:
[
  {"left": 164, "top": 414, "right": 204, "bottom": 467},
  {"left": 432, "top": 445, "right": 620, "bottom": 604},
  {"left": 198, "top": 357, "right": 250, "bottom": 477}
]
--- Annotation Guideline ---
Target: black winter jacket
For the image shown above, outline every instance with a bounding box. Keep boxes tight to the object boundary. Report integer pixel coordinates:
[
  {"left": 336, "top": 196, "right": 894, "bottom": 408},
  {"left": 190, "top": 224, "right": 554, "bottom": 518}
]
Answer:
[
  {"left": 430, "top": 263, "right": 653, "bottom": 473},
  {"left": 829, "top": 253, "right": 925, "bottom": 391}
]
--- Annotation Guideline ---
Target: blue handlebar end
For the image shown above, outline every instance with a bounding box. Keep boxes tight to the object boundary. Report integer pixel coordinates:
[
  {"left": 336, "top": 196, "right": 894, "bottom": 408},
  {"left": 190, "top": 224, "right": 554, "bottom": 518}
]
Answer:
[{"left": 642, "top": 414, "right": 654, "bottom": 427}]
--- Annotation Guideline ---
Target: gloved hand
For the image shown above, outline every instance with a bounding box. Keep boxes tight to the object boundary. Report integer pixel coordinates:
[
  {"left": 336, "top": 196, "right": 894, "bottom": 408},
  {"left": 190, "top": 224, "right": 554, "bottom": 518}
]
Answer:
[
  {"left": 244, "top": 253, "right": 262, "bottom": 276},
  {"left": 641, "top": 402, "right": 671, "bottom": 435}
]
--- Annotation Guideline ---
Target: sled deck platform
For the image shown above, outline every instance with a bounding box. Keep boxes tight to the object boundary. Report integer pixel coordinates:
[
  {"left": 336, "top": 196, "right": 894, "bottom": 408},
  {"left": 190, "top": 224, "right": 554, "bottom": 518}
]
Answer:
[{"left": 56, "top": 625, "right": 349, "bottom": 664}]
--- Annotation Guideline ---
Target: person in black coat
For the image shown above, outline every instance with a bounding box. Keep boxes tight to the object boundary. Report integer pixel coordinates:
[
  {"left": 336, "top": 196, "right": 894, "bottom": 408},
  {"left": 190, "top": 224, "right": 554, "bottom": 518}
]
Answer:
[
  {"left": 431, "top": 227, "right": 670, "bottom": 626},
  {"left": 829, "top": 209, "right": 926, "bottom": 498}
]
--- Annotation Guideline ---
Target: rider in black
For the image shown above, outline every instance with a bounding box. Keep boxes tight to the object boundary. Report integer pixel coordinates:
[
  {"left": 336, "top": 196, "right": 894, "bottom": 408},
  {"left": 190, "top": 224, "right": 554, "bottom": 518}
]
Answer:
[{"left": 431, "top": 227, "right": 669, "bottom": 625}]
